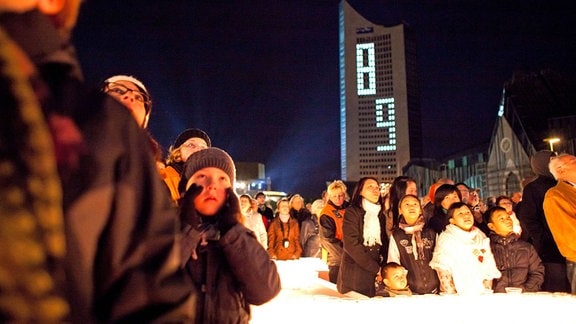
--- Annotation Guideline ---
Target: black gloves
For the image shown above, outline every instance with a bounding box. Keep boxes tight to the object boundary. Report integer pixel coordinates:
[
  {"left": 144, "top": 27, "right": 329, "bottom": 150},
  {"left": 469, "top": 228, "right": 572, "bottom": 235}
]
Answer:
[
  {"left": 179, "top": 185, "right": 241, "bottom": 265},
  {"left": 178, "top": 183, "right": 203, "bottom": 229},
  {"left": 216, "top": 187, "right": 241, "bottom": 236}
]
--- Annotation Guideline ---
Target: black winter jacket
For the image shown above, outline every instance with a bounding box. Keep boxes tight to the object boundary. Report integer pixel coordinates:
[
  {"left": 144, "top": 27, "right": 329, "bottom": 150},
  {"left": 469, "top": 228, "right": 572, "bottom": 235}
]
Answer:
[
  {"left": 186, "top": 224, "right": 281, "bottom": 323},
  {"left": 390, "top": 228, "right": 439, "bottom": 294},
  {"left": 338, "top": 205, "right": 388, "bottom": 297},
  {"left": 517, "top": 176, "right": 566, "bottom": 263},
  {"left": 489, "top": 233, "right": 545, "bottom": 293}
]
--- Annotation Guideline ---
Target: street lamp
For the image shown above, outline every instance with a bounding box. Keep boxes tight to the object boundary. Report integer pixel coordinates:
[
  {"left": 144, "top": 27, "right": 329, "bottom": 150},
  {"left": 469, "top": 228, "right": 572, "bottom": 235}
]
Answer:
[{"left": 544, "top": 137, "right": 560, "bottom": 151}]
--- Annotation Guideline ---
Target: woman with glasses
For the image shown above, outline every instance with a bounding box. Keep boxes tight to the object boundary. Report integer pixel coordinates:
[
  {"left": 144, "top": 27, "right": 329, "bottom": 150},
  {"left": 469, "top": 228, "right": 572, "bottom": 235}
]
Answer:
[
  {"left": 103, "top": 75, "right": 152, "bottom": 128},
  {"left": 102, "top": 74, "right": 165, "bottom": 171},
  {"left": 163, "top": 128, "right": 212, "bottom": 203}
]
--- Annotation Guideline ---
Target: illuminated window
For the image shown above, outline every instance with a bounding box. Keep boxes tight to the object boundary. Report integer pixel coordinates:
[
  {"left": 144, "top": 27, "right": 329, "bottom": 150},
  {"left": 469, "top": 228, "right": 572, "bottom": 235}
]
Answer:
[
  {"left": 356, "top": 43, "right": 376, "bottom": 95},
  {"left": 374, "top": 97, "right": 396, "bottom": 151}
]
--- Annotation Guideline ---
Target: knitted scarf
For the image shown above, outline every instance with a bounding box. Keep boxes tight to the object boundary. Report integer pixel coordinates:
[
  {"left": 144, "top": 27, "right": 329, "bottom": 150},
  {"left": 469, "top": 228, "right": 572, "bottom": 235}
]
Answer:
[
  {"left": 362, "top": 198, "right": 382, "bottom": 247},
  {"left": 398, "top": 215, "right": 426, "bottom": 260}
]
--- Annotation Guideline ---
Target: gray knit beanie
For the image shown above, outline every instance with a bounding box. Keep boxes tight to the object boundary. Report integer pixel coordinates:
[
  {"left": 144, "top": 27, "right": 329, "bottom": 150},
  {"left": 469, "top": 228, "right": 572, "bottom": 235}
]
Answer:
[
  {"left": 531, "top": 150, "right": 556, "bottom": 178},
  {"left": 182, "top": 147, "right": 236, "bottom": 191}
]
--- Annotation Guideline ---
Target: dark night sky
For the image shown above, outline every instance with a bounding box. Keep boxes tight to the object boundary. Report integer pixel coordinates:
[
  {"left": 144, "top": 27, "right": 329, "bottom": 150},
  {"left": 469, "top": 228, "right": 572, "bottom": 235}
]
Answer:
[{"left": 72, "top": 0, "right": 576, "bottom": 199}]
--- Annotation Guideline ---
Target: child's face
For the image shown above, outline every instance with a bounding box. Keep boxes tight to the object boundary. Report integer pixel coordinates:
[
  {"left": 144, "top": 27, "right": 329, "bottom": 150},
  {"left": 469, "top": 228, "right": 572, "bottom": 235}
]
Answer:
[
  {"left": 399, "top": 196, "right": 421, "bottom": 225},
  {"left": 449, "top": 205, "right": 475, "bottom": 231},
  {"left": 384, "top": 267, "right": 408, "bottom": 290},
  {"left": 488, "top": 209, "right": 514, "bottom": 236},
  {"left": 190, "top": 167, "right": 231, "bottom": 216}
]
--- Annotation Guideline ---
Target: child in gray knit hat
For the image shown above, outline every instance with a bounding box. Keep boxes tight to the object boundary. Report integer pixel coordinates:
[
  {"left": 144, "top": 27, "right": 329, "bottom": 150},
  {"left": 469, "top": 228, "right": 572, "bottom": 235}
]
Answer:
[{"left": 179, "top": 147, "right": 281, "bottom": 323}]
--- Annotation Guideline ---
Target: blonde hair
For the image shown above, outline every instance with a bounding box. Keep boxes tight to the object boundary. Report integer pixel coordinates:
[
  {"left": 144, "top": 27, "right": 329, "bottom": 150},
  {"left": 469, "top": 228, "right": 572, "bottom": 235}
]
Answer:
[
  {"left": 289, "top": 194, "right": 304, "bottom": 209},
  {"left": 165, "top": 145, "right": 184, "bottom": 165},
  {"left": 327, "top": 180, "right": 347, "bottom": 196},
  {"left": 310, "top": 199, "right": 325, "bottom": 216}
]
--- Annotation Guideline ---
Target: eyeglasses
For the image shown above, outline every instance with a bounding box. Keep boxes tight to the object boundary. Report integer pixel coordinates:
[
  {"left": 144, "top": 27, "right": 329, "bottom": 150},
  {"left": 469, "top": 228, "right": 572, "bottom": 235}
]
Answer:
[
  {"left": 105, "top": 82, "right": 151, "bottom": 106},
  {"left": 181, "top": 142, "right": 208, "bottom": 150}
]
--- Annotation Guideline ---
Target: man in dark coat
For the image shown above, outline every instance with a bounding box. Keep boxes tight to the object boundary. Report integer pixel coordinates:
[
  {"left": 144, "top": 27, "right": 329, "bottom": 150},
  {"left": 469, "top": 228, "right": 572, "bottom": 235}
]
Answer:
[{"left": 517, "top": 150, "right": 570, "bottom": 292}]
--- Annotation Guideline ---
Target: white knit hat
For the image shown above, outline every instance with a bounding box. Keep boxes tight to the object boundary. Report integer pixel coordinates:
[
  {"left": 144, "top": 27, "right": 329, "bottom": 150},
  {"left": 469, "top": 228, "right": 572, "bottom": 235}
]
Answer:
[
  {"left": 104, "top": 74, "right": 148, "bottom": 94},
  {"left": 104, "top": 74, "right": 152, "bottom": 128}
]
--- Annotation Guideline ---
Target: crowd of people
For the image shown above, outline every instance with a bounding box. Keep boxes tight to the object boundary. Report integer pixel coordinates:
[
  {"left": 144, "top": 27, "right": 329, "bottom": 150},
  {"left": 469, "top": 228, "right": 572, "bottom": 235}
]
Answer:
[
  {"left": 1, "top": 1, "right": 575, "bottom": 322},
  {"left": 235, "top": 155, "right": 574, "bottom": 299},
  {"left": 199, "top": 159, "right": 572, "bottom": 300}
]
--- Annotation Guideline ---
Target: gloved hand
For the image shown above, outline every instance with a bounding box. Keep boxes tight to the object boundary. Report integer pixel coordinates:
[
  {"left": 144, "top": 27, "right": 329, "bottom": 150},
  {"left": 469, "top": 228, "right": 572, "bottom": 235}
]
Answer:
[
  {"left": 181, "top": 224, "right": 202, "bottom": 264},
  {"left": 181, "top": 223, "right": 220, "bottom": 264},
  {"left": 216, "top": 187, "right": 241, "bottom": 236},
  {"left": 178, "top": 183, "right": 204, "bottom": 228}
]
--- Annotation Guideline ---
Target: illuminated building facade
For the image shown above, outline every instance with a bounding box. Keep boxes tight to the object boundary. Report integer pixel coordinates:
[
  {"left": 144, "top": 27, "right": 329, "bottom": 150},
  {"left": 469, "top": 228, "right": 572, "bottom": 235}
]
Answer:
[{"left": 339, "top": 0, "right": 422, "bottom": 183}]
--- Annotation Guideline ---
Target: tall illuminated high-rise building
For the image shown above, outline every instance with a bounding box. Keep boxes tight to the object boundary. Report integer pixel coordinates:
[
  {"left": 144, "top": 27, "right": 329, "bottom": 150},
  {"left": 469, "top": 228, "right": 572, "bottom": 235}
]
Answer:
[{"left": 339, "top": 1, "right": 422, "bottom": 183}]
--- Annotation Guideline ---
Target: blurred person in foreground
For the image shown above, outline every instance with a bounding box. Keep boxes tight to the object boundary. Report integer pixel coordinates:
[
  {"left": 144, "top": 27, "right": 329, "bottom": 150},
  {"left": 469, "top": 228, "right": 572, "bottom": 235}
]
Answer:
[
  {"left": 0, "top": 1, "right": 194, "bottom": 322},
  {"left": 0, "top": 25, "right": 68, "bottom": 322}
]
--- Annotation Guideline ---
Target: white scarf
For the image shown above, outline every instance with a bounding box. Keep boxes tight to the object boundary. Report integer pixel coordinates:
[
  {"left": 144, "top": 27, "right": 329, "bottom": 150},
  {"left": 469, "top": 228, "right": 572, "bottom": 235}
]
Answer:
[{"left": 362, "top": 198, "right": 382, "bottom": 247}]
